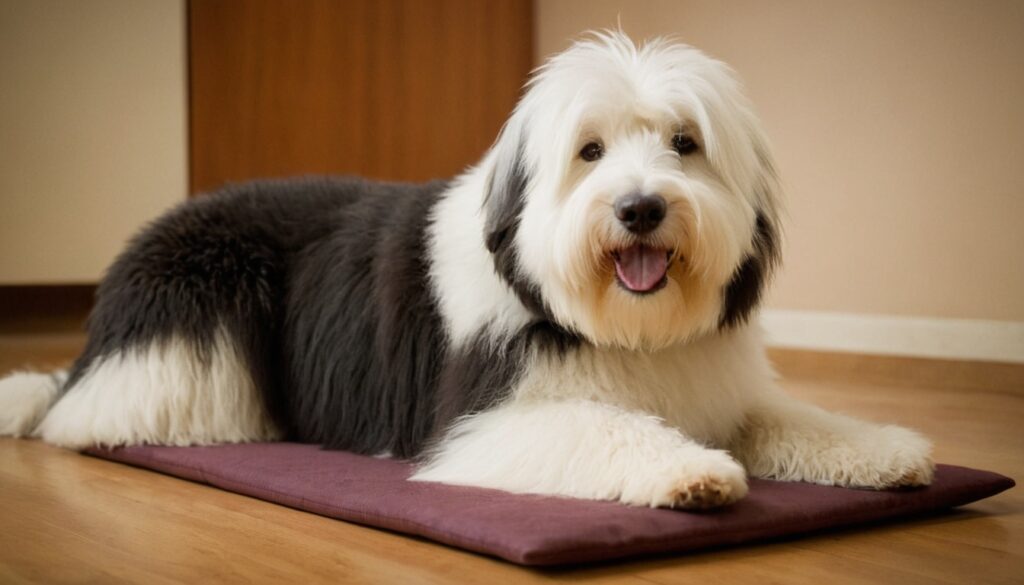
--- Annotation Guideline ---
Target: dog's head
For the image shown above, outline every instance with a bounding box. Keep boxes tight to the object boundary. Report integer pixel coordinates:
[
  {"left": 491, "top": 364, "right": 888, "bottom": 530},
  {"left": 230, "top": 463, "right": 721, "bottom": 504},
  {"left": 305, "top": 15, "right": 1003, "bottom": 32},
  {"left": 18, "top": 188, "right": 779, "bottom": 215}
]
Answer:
[{"left": 483, "top": 32, "right": 782, "bottom": 350}]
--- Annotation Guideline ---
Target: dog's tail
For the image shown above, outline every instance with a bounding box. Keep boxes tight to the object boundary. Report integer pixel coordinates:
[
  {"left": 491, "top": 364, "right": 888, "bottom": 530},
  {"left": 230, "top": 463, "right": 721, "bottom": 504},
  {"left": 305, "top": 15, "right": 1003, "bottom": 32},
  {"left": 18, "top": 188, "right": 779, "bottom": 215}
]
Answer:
[{"left": 0, "top": 370, "right": 67, "bottom": 438}]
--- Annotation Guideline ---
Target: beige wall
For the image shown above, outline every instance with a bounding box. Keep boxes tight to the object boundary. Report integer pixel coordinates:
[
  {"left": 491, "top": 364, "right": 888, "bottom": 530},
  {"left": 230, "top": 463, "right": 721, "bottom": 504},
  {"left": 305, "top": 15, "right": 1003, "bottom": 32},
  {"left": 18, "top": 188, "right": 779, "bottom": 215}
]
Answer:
[
  {"left": 0, "top": 0, "right": 187, "bottom": 284},
  {"left": 538, "top": 0, "right": 1024, "bottom": 322}
]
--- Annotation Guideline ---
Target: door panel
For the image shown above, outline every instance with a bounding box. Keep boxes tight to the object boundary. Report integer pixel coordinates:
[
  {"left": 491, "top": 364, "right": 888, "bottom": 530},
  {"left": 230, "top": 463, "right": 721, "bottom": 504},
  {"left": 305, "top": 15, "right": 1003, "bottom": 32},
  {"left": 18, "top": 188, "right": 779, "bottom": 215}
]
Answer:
[{"left": 188, "top": 0, "right": 533, "bottom": 194}]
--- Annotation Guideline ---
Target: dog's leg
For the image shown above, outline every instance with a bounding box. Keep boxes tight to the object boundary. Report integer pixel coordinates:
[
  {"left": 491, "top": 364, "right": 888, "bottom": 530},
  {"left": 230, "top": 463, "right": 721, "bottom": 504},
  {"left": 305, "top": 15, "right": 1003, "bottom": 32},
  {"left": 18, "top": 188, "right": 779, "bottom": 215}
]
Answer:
[
  {"left": 412, "top": 399, "right": 748, "bottom": 509},
  {"left": 731, "top": 393, "right": 934, "bottom": 488},
  {"left": 36, "top": 330, "right": 280, "bottom": 449},
  {"left": 0, "top": 371, "right": 66, "bottom": 437},
  {"left": 20, "top": 190, "right": 291, "bottom": 450}
]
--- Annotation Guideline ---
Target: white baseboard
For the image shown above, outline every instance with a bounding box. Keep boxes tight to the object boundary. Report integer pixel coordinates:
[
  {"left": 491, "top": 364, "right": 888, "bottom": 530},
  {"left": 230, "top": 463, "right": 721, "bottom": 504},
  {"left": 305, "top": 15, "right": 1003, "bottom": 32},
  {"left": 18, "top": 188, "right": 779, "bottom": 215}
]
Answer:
[{"left": 760, "top": 310, "right": 1024, "bottom": 364}]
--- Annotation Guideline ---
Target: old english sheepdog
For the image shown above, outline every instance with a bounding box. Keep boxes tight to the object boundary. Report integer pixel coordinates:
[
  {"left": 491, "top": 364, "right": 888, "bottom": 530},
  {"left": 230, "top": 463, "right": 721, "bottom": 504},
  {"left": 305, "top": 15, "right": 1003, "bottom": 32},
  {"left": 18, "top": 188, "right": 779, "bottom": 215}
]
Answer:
[{"left": 0, "top": 33, "right": 934, "bottom": 508}]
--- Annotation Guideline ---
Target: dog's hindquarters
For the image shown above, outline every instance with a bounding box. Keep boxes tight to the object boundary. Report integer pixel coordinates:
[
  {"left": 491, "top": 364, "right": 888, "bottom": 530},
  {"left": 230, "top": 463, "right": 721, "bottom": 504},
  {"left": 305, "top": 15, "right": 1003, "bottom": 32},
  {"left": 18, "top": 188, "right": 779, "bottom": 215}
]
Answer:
[
  {"left": 5, "top": 180, "right": 357, "bottom": 448},
  {"left": 36, "top": 189, "right": 298, "bottom": 447}
]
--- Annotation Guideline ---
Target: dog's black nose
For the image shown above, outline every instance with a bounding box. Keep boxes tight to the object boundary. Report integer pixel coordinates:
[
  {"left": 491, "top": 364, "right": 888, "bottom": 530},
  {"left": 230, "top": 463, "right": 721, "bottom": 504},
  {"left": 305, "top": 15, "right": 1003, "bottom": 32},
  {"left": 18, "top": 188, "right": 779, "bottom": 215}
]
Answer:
[{"left": 614, "top": 193, "right": 666, "bottom": 234}]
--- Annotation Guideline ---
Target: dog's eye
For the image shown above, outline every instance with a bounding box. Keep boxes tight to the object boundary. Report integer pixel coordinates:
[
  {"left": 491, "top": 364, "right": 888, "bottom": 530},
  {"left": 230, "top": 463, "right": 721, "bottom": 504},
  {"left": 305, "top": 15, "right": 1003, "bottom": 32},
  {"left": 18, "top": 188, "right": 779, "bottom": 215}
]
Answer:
[
  {"left": 672, "top": 133, "right": 698, "bottom": 156},
  {"left": 579, "top": 141, "right": 604, "bottom": 162}
]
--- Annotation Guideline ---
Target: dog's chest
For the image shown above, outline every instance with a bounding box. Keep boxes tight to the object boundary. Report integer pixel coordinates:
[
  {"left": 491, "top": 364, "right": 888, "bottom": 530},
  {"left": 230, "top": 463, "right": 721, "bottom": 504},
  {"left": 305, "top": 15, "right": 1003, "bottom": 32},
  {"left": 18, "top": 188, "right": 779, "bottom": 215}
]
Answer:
[{"left": 511, "top": 326, "right": 772, "bottom": 447}]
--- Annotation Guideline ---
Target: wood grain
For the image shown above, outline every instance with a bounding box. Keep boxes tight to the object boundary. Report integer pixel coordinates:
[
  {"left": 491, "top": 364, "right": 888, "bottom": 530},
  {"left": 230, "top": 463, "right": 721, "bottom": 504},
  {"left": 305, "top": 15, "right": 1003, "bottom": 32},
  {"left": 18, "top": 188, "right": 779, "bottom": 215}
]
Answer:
[
  {"left": 766, "top": 347, "right": 1024, "bottom": 394},
  {"left": 0, "top": 286, "right": 93, "bottom": 336},
  {"left": 188, "top": 0, "right": 533, "bottom": 194},
  {"left": 0, "top": 335, "right": 1020, "bottom": 583}
]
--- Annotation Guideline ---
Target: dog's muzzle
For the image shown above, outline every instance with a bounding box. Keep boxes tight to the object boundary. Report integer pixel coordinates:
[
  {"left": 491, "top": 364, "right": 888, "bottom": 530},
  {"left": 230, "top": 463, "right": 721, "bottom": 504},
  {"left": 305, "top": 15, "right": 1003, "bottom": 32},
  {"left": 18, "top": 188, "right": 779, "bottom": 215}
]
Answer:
[
  {"left": 614, "top": 193, "right": 666, "bottom": 235},
  {"left": 612, "top": 194, "right": 671, "bottom": 294}
]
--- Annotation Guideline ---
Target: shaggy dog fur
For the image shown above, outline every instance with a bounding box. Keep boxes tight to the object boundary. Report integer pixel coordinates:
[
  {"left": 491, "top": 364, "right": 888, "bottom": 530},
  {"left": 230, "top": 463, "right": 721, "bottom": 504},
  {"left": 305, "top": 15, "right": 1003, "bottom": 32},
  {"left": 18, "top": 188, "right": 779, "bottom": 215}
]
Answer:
[{"left": 0, "top": 33, "right": 933, "bottom": 508}]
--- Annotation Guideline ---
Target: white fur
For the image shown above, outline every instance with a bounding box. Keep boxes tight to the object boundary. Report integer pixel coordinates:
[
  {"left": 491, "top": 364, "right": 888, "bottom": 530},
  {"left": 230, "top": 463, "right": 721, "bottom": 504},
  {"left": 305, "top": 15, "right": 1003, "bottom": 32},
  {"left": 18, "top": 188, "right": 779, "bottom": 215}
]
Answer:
[
  {"left": 415, "top": 325, "right": 933, "bottom": 506},
  {"left": 503, "top": 32, "right": 782, "bottom": 350},
  {"left": 428, "top": 169, "right": 534, "bottom": 349},
  {"left": 508, "top": 324, "right": 771, "bottom": 446},
  {"left": 732, "top": 395, "right": 935, "bottom": 488},
  {"left": 36, "top": 329, "right": 280, "bottom": 448},
  {"left": 413, "top": 325, "right": 774, "bottom": 506},
  {"left": 418, "top": 32, "right": 933, "bottom": 508},
  {"left": 0, "top": 371, "right": 65, "bottom": 437},
  {"left": 414, "top": 398, "right": 748, "bottom": 508}
]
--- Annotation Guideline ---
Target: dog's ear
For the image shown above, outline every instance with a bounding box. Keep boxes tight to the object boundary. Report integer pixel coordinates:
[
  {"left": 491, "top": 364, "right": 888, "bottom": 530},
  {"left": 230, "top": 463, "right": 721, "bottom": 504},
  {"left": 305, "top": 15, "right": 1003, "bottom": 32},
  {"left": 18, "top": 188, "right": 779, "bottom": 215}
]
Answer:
[
  {"left": 481, "top": 117, "right": 558, "bottom": 320},
  {"left": 720, "top": 211, "right": 780, "bottom": 328},
  {"left": 482, "top": 120, "right": 529, "bottom": 255},
  {"left": 720, "top": 145, "right": 783, "bottom": 329}
]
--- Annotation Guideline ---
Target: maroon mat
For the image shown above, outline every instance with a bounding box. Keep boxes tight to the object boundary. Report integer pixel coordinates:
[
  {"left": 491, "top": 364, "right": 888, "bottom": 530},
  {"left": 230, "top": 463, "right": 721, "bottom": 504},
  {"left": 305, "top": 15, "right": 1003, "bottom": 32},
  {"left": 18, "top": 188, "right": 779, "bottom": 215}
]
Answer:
[{"left": 86, "top": 443, "right": 1014, "bottom": 566}]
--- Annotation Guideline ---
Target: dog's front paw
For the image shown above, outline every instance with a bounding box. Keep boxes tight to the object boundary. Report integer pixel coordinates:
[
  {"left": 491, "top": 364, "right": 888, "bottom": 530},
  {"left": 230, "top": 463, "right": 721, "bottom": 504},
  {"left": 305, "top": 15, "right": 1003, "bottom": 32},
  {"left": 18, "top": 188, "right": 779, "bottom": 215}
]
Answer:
[
  {"left": 839, "top": 425, "right": 935, "bottom": 489},
  {"left": 623, "top": 449, "right": 749, "bottom": 509},
  {"left": 669, "top": 472, "right": 747, "bottom": 509},
  {"left": 873, "top": 425, "right": 935, "bottom": 488}
]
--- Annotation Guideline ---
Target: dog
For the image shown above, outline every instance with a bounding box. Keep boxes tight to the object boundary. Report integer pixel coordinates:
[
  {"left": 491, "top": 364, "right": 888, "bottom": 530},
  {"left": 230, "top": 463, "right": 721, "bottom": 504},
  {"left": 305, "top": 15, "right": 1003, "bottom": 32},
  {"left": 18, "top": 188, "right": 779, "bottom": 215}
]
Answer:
[{"left": 0, "top": 32, "right": 934, "bottom": 509}]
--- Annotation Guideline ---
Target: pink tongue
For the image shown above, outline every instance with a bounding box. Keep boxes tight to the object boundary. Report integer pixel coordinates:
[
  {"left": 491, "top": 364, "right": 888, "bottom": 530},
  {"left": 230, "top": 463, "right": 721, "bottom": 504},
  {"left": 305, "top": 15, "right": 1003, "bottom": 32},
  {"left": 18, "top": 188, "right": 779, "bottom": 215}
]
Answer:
[{"left": 614, "top": 245, "right": 668, "bottom": 292}]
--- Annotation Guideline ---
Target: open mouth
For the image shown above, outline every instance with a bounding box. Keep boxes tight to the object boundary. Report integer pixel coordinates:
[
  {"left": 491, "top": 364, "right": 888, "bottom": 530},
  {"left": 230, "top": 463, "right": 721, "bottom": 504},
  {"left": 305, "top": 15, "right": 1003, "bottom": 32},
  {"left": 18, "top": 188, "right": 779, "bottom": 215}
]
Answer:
[{"left": 611, "top": 244, "right": 672, "bottom": 294}]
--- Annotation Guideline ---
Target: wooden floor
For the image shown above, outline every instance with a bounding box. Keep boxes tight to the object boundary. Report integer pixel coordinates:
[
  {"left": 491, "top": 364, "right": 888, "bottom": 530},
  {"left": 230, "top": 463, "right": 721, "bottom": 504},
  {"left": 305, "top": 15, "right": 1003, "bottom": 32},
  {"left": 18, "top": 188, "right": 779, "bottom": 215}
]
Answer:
[{"left": 0, "top": 330, "right": 1021, "bottom": 584}]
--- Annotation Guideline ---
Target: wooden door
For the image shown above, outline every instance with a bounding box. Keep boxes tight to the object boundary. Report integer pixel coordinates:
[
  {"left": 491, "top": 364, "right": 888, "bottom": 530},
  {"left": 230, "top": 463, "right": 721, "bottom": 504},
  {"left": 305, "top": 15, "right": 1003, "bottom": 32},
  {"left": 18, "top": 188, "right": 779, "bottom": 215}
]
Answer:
[{"left": 188, "top": 0, "right": 533, "bottom": 194}]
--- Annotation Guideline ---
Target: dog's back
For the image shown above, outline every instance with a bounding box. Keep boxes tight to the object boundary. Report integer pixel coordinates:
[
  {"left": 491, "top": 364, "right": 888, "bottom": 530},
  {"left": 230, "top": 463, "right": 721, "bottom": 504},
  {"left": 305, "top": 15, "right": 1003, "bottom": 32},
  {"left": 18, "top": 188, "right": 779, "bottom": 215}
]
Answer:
[{"left": 9, "top": 177, "right": 451, "bottom": 454}]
